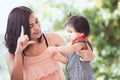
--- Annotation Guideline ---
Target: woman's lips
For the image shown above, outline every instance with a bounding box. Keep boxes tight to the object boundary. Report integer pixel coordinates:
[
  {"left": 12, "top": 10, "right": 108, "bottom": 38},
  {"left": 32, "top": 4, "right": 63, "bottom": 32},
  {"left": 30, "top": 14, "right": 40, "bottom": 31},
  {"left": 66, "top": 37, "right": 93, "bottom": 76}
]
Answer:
[{"left": 34, "top": 32, "right": 40, "bottom": 35}]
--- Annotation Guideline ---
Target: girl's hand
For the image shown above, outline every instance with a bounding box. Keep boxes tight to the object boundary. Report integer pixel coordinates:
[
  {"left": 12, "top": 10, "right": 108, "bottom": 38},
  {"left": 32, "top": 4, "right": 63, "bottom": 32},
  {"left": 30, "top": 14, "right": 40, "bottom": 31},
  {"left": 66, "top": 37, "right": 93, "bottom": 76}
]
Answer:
[
  {"left": 15, "top": 26, "right": 35, "bottom": 55},
  {"left": 53, "top": 51, "right": 67, "bottom": 64}
]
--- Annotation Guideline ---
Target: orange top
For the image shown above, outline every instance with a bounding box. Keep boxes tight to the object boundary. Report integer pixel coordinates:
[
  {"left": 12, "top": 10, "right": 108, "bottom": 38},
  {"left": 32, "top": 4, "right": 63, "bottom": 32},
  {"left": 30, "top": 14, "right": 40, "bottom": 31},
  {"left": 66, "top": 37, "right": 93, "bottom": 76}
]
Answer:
[
  {"left": 23, "top": 47, "right": 65, "bottom": 80},
  {"left": 72, "top": 36, "right": 88, "bottom": 45}
]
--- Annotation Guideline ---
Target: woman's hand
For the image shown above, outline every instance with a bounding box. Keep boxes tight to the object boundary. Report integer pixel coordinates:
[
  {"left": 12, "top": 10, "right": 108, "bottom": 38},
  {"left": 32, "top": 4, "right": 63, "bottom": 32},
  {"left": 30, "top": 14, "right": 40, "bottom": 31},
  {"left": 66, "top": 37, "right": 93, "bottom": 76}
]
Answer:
[
  {"left": 48, "top": 46, "right": 67, "bottom": 64},
  {"left": 73, "top": 42, "right": 87, "bottom": 52},
  {"left": 15, "top": 26, "right": 35, "bottom": 55},
  {"left": 78, "top": 50, "right": 95, "bottom": 61},
  {"left": 76, "top": 43, "right": 95, "bottom": 61}
]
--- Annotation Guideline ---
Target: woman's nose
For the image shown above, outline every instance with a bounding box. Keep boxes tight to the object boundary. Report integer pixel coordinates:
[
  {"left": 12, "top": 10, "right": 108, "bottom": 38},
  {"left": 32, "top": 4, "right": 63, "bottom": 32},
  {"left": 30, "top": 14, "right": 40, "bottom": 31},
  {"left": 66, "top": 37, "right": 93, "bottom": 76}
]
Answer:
[{"left": 34, "top": 25, "right": 39, "bottom": 30}]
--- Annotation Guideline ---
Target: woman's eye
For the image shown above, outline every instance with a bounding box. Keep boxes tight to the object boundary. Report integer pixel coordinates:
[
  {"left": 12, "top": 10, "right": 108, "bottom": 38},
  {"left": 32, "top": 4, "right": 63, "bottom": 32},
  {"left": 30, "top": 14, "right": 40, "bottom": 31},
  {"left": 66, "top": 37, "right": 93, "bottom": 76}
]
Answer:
[
  {"left": 36, "top": 20, "right": 39, "bottom": 23},
  {"left": 30, "top": 25, "right": 33, "bottom": 28},
  {"left": 36, "top": 18, "right": 39, "bottom": 23}
]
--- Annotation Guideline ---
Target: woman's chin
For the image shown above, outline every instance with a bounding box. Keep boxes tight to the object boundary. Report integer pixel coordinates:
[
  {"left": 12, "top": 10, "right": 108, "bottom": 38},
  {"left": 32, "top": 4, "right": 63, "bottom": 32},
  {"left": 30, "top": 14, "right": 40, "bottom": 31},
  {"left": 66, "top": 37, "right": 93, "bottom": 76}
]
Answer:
[{"left": 31, "top": 36, "right": 40, "bottom": 40}]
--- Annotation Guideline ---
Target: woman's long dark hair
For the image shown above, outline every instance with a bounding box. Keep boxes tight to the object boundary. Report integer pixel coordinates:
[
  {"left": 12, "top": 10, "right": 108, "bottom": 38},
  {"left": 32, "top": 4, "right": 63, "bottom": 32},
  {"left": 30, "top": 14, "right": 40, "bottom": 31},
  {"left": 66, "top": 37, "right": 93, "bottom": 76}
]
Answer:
[{"left": 4, "top": 6, "right": 33, "bottom": 54}]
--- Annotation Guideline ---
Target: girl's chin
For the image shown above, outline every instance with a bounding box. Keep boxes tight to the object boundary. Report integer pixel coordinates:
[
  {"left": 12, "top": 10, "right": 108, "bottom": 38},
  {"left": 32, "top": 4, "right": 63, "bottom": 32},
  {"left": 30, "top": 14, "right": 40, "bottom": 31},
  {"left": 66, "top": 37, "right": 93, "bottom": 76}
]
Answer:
[{"left": 68, "top": 38, "right": 72, "bottom": 41}]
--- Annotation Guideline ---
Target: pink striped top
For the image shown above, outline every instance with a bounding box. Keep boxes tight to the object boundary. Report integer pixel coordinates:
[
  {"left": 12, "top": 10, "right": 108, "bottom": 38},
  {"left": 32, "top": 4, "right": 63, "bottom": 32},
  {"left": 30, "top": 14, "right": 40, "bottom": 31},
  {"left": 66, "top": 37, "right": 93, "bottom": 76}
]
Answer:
[{"left": 23, "top": 47, "right": 65, "bottom": 80}]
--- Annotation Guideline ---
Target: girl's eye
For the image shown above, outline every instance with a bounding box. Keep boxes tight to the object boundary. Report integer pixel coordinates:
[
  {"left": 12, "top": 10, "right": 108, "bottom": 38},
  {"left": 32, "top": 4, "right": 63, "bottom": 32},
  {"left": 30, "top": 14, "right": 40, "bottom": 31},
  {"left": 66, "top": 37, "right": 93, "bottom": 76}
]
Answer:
[
  {"left": 68, "top": 31, "right": 72, "bottom": 33},
  {"left": 36, "top": 20, "right": 38, "bottom": 23}
]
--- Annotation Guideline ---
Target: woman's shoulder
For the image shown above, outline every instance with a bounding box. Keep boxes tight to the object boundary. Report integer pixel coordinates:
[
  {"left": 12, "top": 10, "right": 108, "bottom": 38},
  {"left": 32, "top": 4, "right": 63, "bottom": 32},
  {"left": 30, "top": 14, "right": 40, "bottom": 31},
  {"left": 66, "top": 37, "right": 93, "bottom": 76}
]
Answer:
[
  {"left": 44, "top": 32, "right": 63, "bottom": 41},
  {"left": 44, "top": 32, "right": 61, "bottom": 37},
  {"left": 44, "top": 32, "right": 66, "bottom": 46}
]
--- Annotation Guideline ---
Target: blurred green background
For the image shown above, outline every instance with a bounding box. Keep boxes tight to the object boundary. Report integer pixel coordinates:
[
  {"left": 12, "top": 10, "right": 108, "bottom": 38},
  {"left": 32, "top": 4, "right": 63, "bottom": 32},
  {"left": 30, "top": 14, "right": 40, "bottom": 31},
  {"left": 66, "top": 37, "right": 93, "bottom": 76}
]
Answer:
[{"left": 0, "top": 0, "right": 120, "bottom": 80}]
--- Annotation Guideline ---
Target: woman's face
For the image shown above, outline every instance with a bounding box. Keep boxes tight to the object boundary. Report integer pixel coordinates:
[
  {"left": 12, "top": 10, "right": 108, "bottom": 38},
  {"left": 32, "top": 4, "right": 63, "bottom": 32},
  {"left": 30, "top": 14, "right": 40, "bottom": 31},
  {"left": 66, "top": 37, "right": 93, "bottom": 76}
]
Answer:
[{"left": 29, "top": 13, "right": 41, "bottom": 41}]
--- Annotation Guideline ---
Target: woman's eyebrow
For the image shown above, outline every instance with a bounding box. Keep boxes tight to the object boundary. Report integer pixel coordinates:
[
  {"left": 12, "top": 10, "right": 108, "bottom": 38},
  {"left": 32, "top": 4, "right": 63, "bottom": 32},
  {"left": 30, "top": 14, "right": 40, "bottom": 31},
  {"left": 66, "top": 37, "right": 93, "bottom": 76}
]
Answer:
[
  {"left": 29, "top": 17, "right": 38, "bottom": 25},
  {"left": 29, "top": 23, "right": 34, "bottom": 26},
  {"left": 36, "top": 17, "right": 38, "bottom": 21}
]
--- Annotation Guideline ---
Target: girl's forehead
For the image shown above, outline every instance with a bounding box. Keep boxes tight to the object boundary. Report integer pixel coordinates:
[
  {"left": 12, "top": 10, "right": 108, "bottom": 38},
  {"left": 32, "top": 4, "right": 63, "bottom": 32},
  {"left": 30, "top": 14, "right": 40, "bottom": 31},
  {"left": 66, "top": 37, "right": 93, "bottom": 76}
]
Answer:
[{"left": 65, "top": 25, "right": 74, "bottom": 30}]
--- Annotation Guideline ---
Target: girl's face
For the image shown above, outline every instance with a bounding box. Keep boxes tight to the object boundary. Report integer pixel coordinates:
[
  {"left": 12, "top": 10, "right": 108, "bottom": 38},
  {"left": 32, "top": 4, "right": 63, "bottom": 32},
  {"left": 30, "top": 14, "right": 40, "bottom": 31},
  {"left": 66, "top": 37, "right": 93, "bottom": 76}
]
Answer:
[
  {"left": 29, "top": 13, "right": 41, "bottom": 41},
  {"left": 65, "top": 25, "right": 78, "bottom": 42},
  {"left": 65, "top": 25, "right": 84, "bottom": 42}
]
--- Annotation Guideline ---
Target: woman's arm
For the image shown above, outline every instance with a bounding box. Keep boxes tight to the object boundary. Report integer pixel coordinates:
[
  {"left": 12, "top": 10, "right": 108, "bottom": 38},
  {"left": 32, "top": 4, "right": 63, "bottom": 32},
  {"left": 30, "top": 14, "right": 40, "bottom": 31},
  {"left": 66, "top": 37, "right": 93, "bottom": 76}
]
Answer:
[
  {"left": 6, "top": 52, "right": 23, "bottom": 80},
  {"left": 6, "top": 26, "right": 35, "bottom": 80}
]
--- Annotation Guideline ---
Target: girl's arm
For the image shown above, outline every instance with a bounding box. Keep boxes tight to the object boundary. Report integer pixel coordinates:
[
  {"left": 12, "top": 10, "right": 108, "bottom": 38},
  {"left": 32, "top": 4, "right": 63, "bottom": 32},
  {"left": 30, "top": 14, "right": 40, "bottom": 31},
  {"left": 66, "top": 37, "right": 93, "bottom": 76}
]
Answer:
[
  {"left": 48, "top": 43, "right": 85, "bottom": 64},
  {"left": 56, "top": 42, "right": 94, "bottom": 61},
  {"left": 56, "top": 42, "right": 86, "bottom": 56},
  {"left": 47, "top": 33, "right": 94, "bottom": 61},
  {"left": 53, "top": 52, "right": 67, "bottom": 64}
]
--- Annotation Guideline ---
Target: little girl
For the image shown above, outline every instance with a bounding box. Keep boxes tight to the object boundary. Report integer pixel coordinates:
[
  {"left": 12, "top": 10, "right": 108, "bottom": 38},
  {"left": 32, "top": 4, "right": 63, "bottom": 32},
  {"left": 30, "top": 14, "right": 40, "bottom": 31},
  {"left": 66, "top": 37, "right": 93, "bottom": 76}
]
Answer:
[{"left": 64, "top": 15, "right": 94, "bottom": 80}]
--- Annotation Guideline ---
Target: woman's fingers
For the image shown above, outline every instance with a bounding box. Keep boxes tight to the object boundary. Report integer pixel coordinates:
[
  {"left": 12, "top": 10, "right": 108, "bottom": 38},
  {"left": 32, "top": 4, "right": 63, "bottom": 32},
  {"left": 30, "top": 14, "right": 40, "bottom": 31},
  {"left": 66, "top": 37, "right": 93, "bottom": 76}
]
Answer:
[
  {"left": 77, "top": 50, "right": 95, "bottom": 61},
  {"left": 25, "top": 41, "right": 35, "bottom": 47},
  {"left": 18, "top": 26, "right": 35, "bottom": 49},
  {"left": 20, "top": 26, "right": 24, "bottom": 36},
  {"left": 15, "top": 26, "right": 35, "bottom": 55},
  {"left": 20, "top": 36, "right": 35, "bottom": 47},
  {"left": 19, "top": 26, "right": 27, "bottom": 45}
]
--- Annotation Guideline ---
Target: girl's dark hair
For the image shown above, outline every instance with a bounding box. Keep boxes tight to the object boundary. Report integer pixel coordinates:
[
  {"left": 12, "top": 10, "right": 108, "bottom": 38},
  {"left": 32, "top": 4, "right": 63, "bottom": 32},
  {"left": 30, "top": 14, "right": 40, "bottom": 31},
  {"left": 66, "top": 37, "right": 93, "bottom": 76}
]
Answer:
[
  {"left": 65, "top": 15, "right": 90, "bottom": 36},
  {"left": 4, "top": 6, "right": 33, "bottom": 54}
]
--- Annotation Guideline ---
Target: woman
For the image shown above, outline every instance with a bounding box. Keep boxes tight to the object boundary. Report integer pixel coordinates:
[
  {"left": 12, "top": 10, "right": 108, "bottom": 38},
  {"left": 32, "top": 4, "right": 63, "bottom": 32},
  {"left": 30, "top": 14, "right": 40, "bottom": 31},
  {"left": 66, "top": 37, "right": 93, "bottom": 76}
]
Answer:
[{"left": 4, "top": 6, "right": 94, "bottom": 80}]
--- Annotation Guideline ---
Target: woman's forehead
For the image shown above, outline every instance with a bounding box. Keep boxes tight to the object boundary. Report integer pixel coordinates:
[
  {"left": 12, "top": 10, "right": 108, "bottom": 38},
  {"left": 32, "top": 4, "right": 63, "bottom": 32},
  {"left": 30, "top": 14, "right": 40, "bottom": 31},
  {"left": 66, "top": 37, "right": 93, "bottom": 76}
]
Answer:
[{"left": 29, "top": 13, "right": 37, "bottom": 23}]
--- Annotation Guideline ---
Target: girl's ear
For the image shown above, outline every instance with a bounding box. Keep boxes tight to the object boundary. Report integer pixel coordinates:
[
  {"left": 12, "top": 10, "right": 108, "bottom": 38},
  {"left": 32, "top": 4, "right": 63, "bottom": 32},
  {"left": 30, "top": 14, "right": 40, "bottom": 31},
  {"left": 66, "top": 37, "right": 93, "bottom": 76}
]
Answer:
[{"left": 77, "top": 32, "right": 84, "bottom": 36}]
